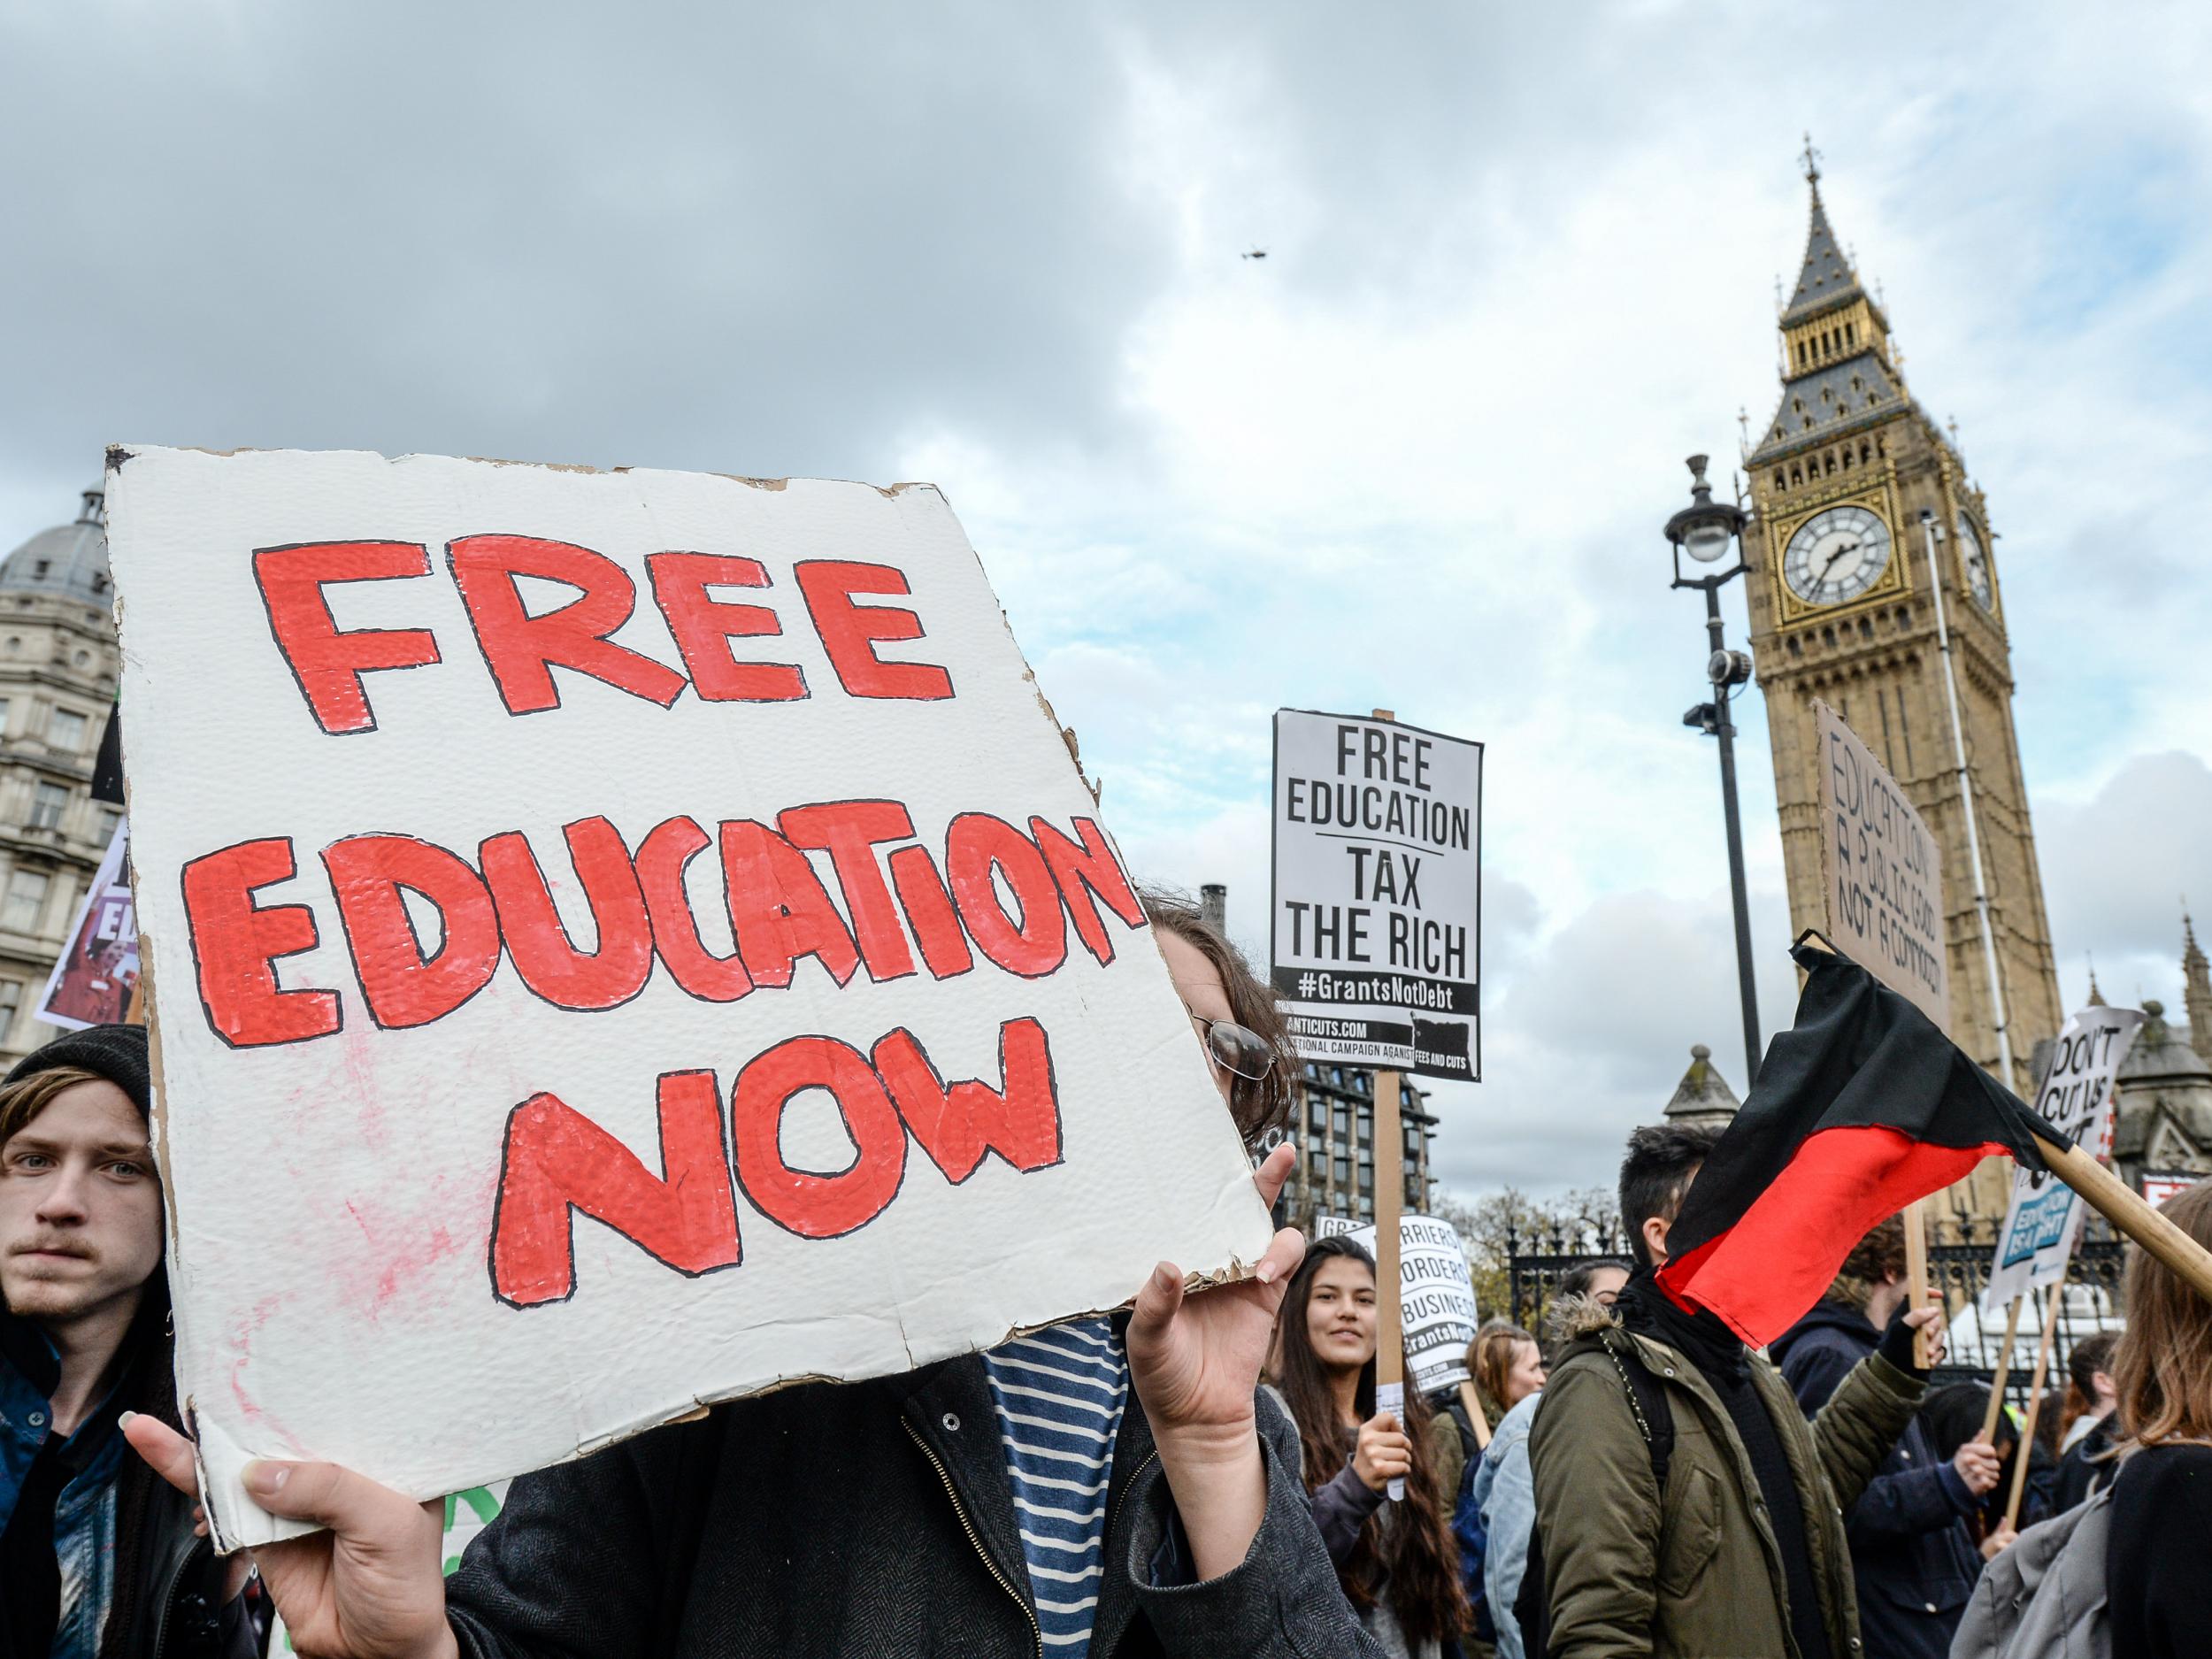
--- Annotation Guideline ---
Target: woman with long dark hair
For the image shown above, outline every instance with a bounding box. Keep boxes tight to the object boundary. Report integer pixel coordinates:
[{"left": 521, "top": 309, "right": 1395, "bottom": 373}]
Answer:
[{"left": 1271, "top": 1233, "right": 1468, "bottom": 1659}]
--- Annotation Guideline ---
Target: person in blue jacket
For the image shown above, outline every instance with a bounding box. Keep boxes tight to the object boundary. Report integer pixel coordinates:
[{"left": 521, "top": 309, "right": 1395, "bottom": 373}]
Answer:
[{"left": 1773, "top": 1216, "right": 2002, "bottom": 1659}]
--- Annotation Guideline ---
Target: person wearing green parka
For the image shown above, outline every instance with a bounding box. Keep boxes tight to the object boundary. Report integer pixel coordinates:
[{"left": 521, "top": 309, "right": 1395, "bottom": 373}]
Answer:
[{"left": 1526, "top": 1125, "right": 1944, "bottom": 1659}]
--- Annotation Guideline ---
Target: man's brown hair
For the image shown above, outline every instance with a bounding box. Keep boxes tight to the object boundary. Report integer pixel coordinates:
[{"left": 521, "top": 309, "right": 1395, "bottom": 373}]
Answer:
[
  {"left": 1826, "top": 1214, "right": 1908, "bottom": 1311},
  {"left": 2116, "top": 1179, "right": 2212, "bottom": 1448},
  {"left": 0, "top": 1064, "right": 108, "bottom": 1151}
]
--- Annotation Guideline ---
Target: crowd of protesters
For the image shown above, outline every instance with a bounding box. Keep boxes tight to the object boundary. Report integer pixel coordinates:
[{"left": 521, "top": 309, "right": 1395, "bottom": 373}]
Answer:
[{"left": 3, "top": 896, "right": 2210, "bottom": 1656}]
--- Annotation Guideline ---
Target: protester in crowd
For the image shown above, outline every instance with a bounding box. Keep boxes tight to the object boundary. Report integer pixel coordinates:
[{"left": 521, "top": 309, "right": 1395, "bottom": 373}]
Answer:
[
  {"left": 1467, "top": 1309, "right": 1575, "bottom": 1659},
  {"left": 1270, "top": 1232, "right": 1467, "bottom": 1658},
  {"left": 1525, "top": 1123, "right": 1945, "bottom": 1659},
  {"left": 128, "top": 895, "right": 1386, "bottom": 1659},
  {"left": 2050, "top": 1331, "right": 2120, "bottom": 1509},
  {"left": 1916, "top": 1382, "right": 2027, "bottom": 1560},
  {"left": 1426, "top": 1321, "right": 1542, "bottom": 1508},
  {"left": 1772, "top": 1216, "right": 2000, "bottom": 1659},
  {"left": 2102, "top": 1179, "right": 2212, "bottom": 1657},
  {"left": 0, "top": 1023, "right": 256, "bottom": 1659},
  {"left": 1555, "top": 1261, "right": 1628, "bottom": 1309}
]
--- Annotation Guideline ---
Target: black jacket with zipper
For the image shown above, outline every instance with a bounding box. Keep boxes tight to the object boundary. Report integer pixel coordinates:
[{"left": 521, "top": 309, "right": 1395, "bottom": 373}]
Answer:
[{"left": 446, "top": 1336, "right": 1383, "bottom": 1659}]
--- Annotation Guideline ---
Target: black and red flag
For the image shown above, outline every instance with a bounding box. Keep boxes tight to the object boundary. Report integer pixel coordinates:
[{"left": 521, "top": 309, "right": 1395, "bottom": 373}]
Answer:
[{"left": 1656, "top": 934, "right": 2058, "bottom": 1348}]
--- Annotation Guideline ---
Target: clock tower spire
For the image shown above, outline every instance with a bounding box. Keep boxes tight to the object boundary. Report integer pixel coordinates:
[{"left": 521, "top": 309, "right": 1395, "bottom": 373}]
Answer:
[{"left": 1741, "top": 154, "right": 2062, "bottom": 1209}]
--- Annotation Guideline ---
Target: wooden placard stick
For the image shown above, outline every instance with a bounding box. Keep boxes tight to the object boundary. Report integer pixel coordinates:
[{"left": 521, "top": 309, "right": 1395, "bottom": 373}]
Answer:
[
  {"left": 1978, "top": 1293, "right": 2026, "bottom": 1446},
  {"left": 2003, "top": 1275, "right": 2067, "bottom": 1531},
  {"left": 1457, "top": 1379, "right": 1493, "bottom": 1451},
  {"left": 1902, "top": 1199, "right": 1938, "bottom": 1369},
  {"left": 1373, "top": 1064, "right": 1407, "bottom": 1500},
  {"left": 2041, "top": 1136, "right": 2212, "bottom": 1308}
]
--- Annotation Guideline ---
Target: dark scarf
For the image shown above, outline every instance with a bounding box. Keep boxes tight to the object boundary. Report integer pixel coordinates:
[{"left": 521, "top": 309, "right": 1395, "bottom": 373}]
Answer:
[{"left": 1617, "top": 1265, "right": 1831, "bottom": 1659}]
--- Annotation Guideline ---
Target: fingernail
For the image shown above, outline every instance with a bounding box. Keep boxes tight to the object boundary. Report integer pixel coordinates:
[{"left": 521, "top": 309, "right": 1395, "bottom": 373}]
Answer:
[
  {"left": 242, "top": 1462, "right": 288, "bottom": 1496},
  {"left": 1152, "top": 1263, "right": 1176, "bottom": 1292},
  {"left": 118, "top": 1411, "right": 137, "bottom": 1429},
  {"left": 1256, "top": 1258, "right": 1281, "bottom": 1285}
]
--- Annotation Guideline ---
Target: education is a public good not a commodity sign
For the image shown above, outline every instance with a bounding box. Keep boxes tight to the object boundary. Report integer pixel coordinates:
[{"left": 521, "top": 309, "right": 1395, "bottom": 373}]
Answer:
[
  {"left": 1815, "top": 700, "right": 1949, "bottom": 1033},
  {"left": 1271, "top": 710, "right": 1481, "bottom": 1080},
  {"left": 108, "top": 446, "right": 1273, "bottom": 1548}
]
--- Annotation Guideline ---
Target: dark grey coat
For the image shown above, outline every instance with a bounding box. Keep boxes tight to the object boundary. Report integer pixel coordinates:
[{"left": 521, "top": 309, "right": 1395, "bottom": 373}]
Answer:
[{"left": 446, "top": 1347, "right": 1383, "bottom": 1659}]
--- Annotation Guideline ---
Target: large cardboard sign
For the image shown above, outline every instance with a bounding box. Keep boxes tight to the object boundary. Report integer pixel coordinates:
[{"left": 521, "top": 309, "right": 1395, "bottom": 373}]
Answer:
[
  {"left": 107, "top": 446, "right": 1272, "bottom": 1548},
  {"left": 1271, "top": 711, "right": 1481, "bottom": 1080},
  {"left": 1815, "top": 701, "right": 1948, "bottom": 1031},
  {"left": 1983, "top": 1005, "right": 2146, "bottom": 1310},
  {"left": 1314, "top": 1213, "right": 1479, "bottom": 1394},
  {"left": 36, "top": 818, "right": 137, "bottom": 1030}
]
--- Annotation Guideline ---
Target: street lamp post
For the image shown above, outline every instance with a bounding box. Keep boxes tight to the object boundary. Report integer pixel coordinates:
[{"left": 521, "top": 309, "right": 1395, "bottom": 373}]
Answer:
[{"left": 1664, "top": 455, "right": 1763, "bottom": 1087}]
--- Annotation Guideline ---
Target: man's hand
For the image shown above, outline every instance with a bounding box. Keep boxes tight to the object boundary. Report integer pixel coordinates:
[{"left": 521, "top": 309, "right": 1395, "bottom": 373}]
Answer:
[
  {"left": 122, "top": 1413, "right": 456, "bottom": 1659},
  {"left": 1125, "top": 1143, "right": 1304, "bottom": 1580},
  {"left": 1904, "top": 1298, "right": 1949, "bottom": 1368},
  {"left": 1952, "top": 1438, "right": 2002, "bottom": 1495},
  {"left": 1350, "top": 1412, "right": 1411, "bottom": 1494},
  {"left": 1979, "top": 1518, "right": 2018, "bottom": 1560}
]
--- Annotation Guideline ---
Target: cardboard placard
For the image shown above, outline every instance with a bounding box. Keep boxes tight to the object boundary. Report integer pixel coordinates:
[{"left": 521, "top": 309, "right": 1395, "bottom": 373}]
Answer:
[
  {"left": 107, "top": 446, "right": 1273, "bottom": 1548},
  {"left": 1983, "top": 1005, "right": 2146, "bottom": 1310},
  {"left": 1314, "top": 1213, "right": 1479, "bottom": 1394},
  {"left": 35, "top": 818, "right": 137, "bottom": 1031},
  {"left": 1271, "top": 710, "right": 1482, "bottom": 1079},
  {"left": 1815, "top": 701, "right": 1949, "bottom": 1032}
]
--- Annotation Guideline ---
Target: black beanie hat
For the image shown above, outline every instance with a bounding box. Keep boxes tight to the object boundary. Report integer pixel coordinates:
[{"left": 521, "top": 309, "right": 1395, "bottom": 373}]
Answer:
[{"left": 4, "top": 1023, "right": 150, "bottom": 1118}]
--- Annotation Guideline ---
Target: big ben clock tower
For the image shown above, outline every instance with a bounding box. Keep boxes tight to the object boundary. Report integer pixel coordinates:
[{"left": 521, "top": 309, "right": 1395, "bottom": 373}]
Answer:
[{"left": 1745, "top": 147, "right": 2063, "bottom": 1185}]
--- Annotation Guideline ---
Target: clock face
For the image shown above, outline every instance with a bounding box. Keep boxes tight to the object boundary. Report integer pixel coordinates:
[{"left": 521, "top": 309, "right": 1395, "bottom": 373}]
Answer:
[
  {"left": 1783, "top": 504, "right": 1893, "bottom": 606},
  {"left": 1958, "top": 517, "right": 1994, "bottom": 611}
]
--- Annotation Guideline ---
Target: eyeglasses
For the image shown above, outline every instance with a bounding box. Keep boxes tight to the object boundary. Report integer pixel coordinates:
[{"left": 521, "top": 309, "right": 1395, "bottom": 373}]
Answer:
[{"left": 1194, "top": 1017, "right": 1274, "bottom": 1082}]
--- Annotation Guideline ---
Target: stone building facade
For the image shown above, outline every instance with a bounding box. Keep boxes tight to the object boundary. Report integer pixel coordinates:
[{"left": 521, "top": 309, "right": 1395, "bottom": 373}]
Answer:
[
  {"left": 1280, "top": 1060, "right": 1438, "bottom": 1234},
  {"left": 2107, "top": 918, "right": 2212, "bottom": 1191},
  {"left": 0, "top": 489, "right": 123, "bottom": 1065},
  {"left": 1742, "top": 154, "right": 2064, "bottom": 1214}
]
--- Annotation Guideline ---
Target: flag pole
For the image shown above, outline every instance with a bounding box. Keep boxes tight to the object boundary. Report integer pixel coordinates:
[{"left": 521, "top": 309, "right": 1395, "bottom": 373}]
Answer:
[
  {"left": 1902, "top": 1201, "right": 1938, "bottom": 1370},
  {"left": 2003, "top": 1275, "right": 2067, "bottom": 1532},
  {"left": 1978, "top": 1293, "right": 2026, "bottom": 1447},
  {"left": 1369, "top": 707, "right": 1407, "bottom": 1502},
  {"left": 2040, "top": 1136, "right": 2212, "bottom": 1308}
]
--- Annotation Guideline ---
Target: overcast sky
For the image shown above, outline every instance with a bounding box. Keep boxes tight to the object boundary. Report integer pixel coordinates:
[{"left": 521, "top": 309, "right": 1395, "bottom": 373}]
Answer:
[{"left": 4, "top": 2, "right": 2208, "bottom": 1200}]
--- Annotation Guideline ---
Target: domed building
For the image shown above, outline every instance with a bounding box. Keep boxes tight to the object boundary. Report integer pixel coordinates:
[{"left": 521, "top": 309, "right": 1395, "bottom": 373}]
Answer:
[{"left": 0, "top": 488, "right": 125, "bottom": 1063}]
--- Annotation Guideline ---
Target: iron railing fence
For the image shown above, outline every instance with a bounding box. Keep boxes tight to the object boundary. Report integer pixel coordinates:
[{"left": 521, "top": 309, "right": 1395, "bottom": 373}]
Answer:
[{"left": 1506, "top": 1213, "right": 2128, "bottom": 1424}]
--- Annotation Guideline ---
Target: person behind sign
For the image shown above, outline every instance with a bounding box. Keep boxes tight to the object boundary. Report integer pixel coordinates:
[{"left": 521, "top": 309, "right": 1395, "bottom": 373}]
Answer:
[
  {"left": 1268, "top": 1233, "right": 1467, "bottom": 1659},
  {"left": 2050, "top": 1331, "right": 2119, "bottom": 1509},
  {"left": 1771, "top": 1216, "right": 2000, "bottom": 1659},
  {"left": 0, "top": 1024, "right": 256, "bottom": 1659},
  {"left": 124, "top": 892, "right": 1389, "bottom": 1659}
]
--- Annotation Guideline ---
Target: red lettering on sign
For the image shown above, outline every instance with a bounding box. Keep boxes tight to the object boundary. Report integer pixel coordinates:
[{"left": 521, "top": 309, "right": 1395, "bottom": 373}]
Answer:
[
  {"left": 887, "top": 845, "right": 974, "bottom": 979},
  {"left": 488, "top": 1071, "right": 741, "bottom": 1308},
  {"left": 720, "top": 821, "right": 861, "bottom": 989},
  {"left": 635, "top": 817, "right": 754, "bottom": 1002},
  {"left": 945, "top": 814, "right": 1066, "bottom": 978},
  {"left": 644, "top": 552, "right": 807, "bottom": 703},
  {"left": 253, "top": 541, "right": 442, "bottom": 735},
  {"left": 480, "top": 818, "right": 655, "bottom": 1010},
  {"left": 1030, "top": 817, "right": 1145, "bottom": 966},
  {"left": 322, "top": 834, "right": 500, "bottom": 1028},
  {"left": 875, "top": 1018, "right": 1063, "bottom": 1184},
  {"left": 778, "top": 800, "right": 917, "bottom": 981},
  {"left": 180, "top": 839, "right": 343, "bottom": 1047},
  {"left": 448, "top": 534, "right": 687, "bottom": 715},
  {"left": 730, "top": 1035, "right": 907, "bottom": 1239},
  {"left": 794, "top": 560, "right": 953, "bottom": 700}
]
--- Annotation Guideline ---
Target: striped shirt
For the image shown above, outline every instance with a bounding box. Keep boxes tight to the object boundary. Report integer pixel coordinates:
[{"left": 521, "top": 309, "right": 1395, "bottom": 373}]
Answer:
[{"left": 982, "top": 1317, "right": 1130, "bottom": 1655}]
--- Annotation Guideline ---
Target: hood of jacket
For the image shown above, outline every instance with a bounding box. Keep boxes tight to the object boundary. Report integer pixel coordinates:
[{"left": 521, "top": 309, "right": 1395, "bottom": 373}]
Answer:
[{"left": 1771, "top": 1298, "right": 1876, "bottom": 1365}]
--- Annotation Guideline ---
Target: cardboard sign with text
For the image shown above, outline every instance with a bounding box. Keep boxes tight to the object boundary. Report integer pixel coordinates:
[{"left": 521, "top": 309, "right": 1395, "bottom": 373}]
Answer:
[
  {"left": 1271, "top": 711, "right": 1482, "bottom": 1079},
  {"left": 1313, "top": 1213, "right": 1479, "bottom": 1394},
  {"left": 1983, "top": 1005, "right": 2145, "bottom": 1310},
  {"left": 1815, "top": 701, "right": 1949, "bottom": 1032},
  {"left": 36, "top": 817, "right": 137, "bottom": 1030},
  {"left": 107, "top": 446, "right": 1272, "bottom": 1548}
]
